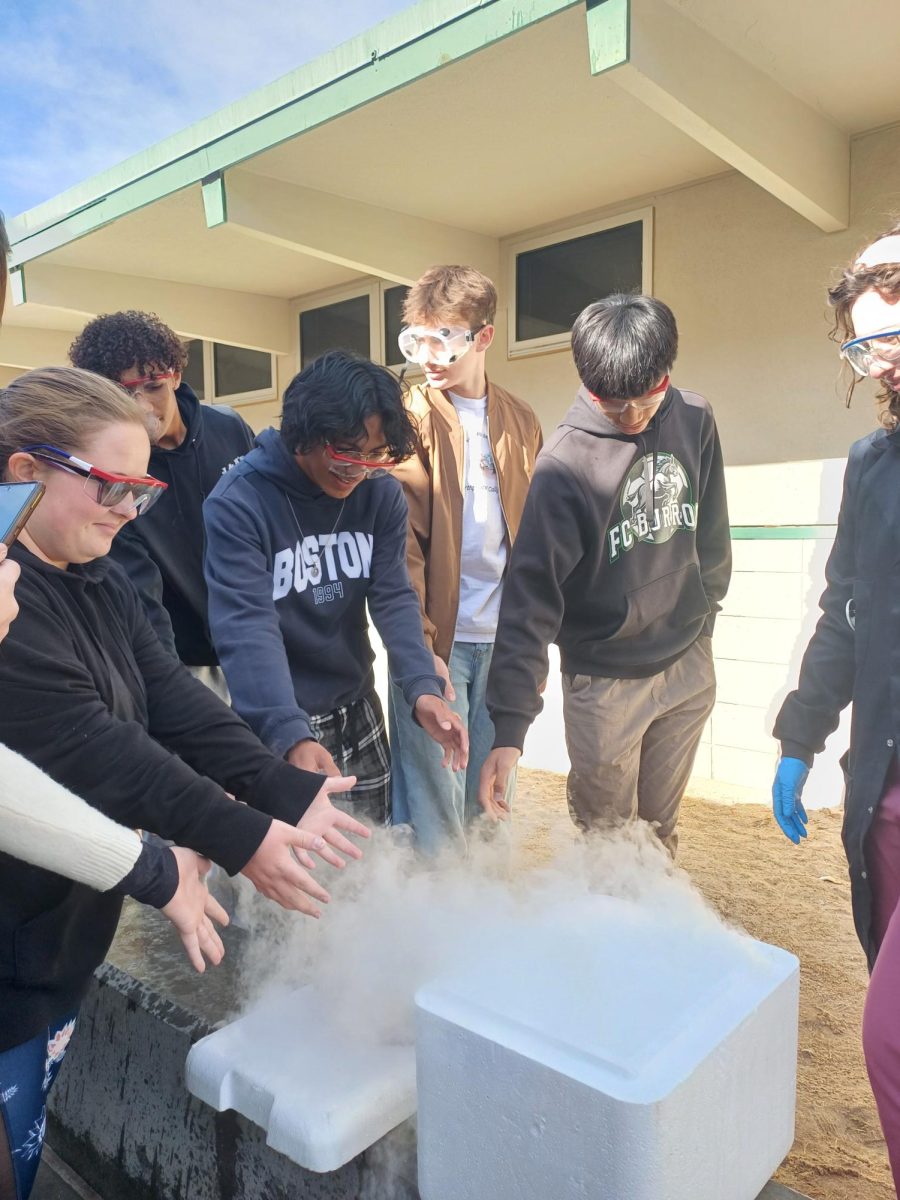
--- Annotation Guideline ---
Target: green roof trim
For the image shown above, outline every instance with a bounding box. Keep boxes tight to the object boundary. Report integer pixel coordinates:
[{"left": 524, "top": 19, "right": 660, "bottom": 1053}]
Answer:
[
  {"left": 585, "top": 0, "right": 630, "bottom": 76},
  {"left": 8, "top": 0, "right": 579, "bottom": 267}
]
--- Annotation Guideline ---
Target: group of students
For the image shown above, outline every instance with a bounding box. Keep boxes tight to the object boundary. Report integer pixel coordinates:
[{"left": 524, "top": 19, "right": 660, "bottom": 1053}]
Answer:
[
  {"left": 3, "top": 209, "right": 900, "bottom": 1199},
  {"left": 0, "top": 247, "right": 731, "bottom": 1197}
]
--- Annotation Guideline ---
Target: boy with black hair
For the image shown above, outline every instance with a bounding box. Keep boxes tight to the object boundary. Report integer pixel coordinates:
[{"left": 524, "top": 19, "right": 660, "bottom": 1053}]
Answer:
[
  {"left": 69, "top": 311, "right": 254, "bottom": 691},
  {"left": 203, "top": 350, "right": 467, "bottom": 825},
  {"left": 479, "top": 294, "right": 731, "bottom": 852},
  {"left": 390, "top": 265, "right": 543, "bottom": 855}
]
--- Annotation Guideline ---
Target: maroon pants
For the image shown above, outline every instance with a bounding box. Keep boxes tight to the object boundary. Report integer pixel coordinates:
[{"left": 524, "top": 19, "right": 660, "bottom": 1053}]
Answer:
[{"left": 862, "top": 757, "right": 900, "bottom": 1197}]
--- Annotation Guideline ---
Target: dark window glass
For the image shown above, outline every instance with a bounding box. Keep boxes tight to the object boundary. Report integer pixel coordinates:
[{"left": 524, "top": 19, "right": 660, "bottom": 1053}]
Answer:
[
  {"left": 515, "top": 221, "right": 643, "bottom": 343},
  {"left": 300, "top": 295, "right": 370, "bottom": 368},
  {"left": 383, "top": 285, "right": 409, "bottom": 368},
  {"left": 182, "top": 339, "right": 205, "bottom": 401},
  {"left": 212, "top": 344, "right": 272, "bottom": 397}
]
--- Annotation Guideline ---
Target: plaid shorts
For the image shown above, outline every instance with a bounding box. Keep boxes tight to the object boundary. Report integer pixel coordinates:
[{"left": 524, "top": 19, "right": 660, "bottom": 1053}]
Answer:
[{"left": 309, "top": 691, "right": 390, "bottom": 826}]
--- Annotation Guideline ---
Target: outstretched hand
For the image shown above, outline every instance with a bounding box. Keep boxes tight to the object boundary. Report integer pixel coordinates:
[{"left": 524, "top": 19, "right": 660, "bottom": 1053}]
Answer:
[
  {"left": 162, "top": 847, "right": 229, "bottom": 973},
  {"left": 241, "top": 820, "right": 335, "bottom": 916},
  {"left": 477, "top": 746, "right": 520, "bottom": 821},
  {"left": 297, "top": 774, "right": 371, "bottom": 867},
  {"left": 772, "top": 756, "right": 810, "bottom": 844},
  {"left": 414, "top": 694, "right": 469, "bottom": 770}
]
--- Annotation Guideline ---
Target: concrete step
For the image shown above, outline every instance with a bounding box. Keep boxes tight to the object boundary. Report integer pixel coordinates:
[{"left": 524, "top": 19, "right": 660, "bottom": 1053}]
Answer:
[{"left": 32, "top": 1147, "right": 102, "bottom": 1200}]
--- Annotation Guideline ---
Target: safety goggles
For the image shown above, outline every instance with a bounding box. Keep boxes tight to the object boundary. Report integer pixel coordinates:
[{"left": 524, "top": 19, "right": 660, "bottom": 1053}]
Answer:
[
  {"left": 840, "top": 329, "right": 900, "bottom": 377},
  {"left": 590, "top": 375, "right": 669, "bottom": 416},
  {"left": 324, "top": 445, "right": 399, "bottom": 480},
  {"left": 119, "top": 369, "right": 177, "bottom": 397},
  {"left": 20, "top": 444, "right": 168, "bottom": 515},
  {"left": 397, "top": 325, "right": 486, "bottom": 367}
]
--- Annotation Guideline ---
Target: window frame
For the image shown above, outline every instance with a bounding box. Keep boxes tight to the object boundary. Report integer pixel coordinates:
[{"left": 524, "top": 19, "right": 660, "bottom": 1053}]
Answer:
[
  {"left": 292, "top": 280, "right": 421, "bottom": 379},
  {"left": 505, "top": 206, "right": 654, "bottom": 360},
  {"left": 208, "top": 341, "right": 276, "bottom": 405},
  {"left": 184, "top": 339, "right": 276, "bottom": 406},
  {"left": 294, "top": 281, "right": 381, "bottom": 370}
]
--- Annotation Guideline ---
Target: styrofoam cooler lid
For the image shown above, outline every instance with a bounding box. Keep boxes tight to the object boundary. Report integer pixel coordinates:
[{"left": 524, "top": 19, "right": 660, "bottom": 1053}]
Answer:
[
  {"left": 185, "top": 985, "right": 416, "bottom": 1173},
  {"left": 416, "top": 894, "right": 799, "bottom": 1104}
]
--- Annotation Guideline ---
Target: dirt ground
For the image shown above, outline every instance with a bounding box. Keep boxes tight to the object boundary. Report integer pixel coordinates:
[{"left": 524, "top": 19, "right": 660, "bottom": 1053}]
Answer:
[{"left": 514, "top": 767, "right": 894, "bottom": 1200}]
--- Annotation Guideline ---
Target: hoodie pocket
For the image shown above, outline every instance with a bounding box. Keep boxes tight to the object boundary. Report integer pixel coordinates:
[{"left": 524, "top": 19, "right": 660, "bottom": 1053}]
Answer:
[{"left": 617, "top": 562, "right": 710, "bottom": 642}]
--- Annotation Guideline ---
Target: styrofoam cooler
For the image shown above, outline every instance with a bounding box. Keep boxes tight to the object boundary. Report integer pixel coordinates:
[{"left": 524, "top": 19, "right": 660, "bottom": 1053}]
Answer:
[{"left": 416, "top": 895, "right": 799, "bottom": 1200}]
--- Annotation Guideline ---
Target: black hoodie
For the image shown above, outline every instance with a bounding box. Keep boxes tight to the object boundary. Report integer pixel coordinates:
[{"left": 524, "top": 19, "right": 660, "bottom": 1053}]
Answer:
[
  {"left": 204, "top": 429, "right": 442, "bottom": 756},
  {"left": 0, "top": 543, "right": 322, "bottom": 1050},
  {"left": 487, "top": 385, "right": 731, "bottom": 750},
  {"left": 109, "top": 383, "right": 254, "bottom": 665}
]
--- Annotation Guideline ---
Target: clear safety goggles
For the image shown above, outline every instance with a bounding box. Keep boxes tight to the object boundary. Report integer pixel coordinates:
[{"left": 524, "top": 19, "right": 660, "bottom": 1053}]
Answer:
[
  {"left": 840, "top": 328, "right": 900, "bottom": 377},
  {"left": 397, "top": 324, "right": 485, "bottom": 367},
  {"left": 324, "top": 445, "right": 399, "bottom": 480},
  {"left": 20, "top": 444, "right": 168, "bottom": 515}
]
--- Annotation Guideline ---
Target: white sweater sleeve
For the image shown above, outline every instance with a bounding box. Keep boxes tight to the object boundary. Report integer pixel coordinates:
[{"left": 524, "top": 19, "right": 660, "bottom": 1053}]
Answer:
[{"left": 0, "top": 743, "right": 141, "bottom": 890}]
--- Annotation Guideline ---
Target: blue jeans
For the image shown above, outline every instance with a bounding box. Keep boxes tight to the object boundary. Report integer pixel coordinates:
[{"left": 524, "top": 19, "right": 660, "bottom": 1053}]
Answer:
[{"left": 389, "top": 641, "right": 515, "bottom": 856}]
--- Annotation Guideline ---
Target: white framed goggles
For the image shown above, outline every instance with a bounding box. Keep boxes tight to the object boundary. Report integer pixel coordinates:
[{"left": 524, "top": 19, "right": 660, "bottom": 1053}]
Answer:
[
  {"left": 397, "top": 324, "right": 485, "bottom": 367},
  {"left": 840, "top": 328, "right": 900, "bottom": 376}
]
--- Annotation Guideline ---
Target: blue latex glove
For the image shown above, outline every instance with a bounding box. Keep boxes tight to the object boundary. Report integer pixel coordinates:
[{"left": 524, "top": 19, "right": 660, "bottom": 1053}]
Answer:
[{"left": 772, "top": 757, "right": 810, "bottom": 844}]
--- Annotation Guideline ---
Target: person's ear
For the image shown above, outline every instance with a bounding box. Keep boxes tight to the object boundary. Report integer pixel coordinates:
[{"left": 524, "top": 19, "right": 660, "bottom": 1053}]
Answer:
[
  {"left": 171, "top": 370, "right": 182, "bottom": 391},
  {"left": 476, "top": 324, "right": 495, "bottom": 353},
  {"left": 5, "top": 452, "right": 42, "bottom": 484}
]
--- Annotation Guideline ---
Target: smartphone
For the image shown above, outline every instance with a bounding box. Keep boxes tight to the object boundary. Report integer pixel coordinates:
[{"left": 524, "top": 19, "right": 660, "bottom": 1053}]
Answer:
[{"left": 0, "top": 482, "right": 45, "bottom": 546}]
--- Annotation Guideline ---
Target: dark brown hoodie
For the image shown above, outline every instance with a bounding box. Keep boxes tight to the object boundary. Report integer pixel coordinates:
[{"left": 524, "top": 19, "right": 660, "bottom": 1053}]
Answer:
[{"left": 487, "top": 384, "right": 731, "bottom": 751}]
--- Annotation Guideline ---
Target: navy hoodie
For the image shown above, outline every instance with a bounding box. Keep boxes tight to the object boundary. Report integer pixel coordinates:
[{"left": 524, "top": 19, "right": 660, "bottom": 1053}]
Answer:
[
  {"left": 203, "top": 428, "right": 443, "bottom": 756},
  {"left": 109, "top": 383, "right": 254, "bottom": 665},
  {"left": 487, "top": 385, "right": 731, "bottom": 750}
]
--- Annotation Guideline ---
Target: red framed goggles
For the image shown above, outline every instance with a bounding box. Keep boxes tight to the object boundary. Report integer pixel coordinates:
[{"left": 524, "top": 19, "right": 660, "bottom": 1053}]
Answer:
[
  {"left": 20, "top": 444, "right": 168, "bottom": 515},
  {"left": 323, "top": 445, "right": 399, "bottom": 478},
  {"left": 119, "top": 370, "right": 177, "bottom": 395},
  {"left": 589, "top": 375, "right": 669, "bottom": 415}
]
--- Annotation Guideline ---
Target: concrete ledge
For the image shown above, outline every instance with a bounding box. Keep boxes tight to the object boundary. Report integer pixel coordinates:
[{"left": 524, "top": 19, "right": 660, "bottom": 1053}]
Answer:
[{"left": 48, "top": 903, "right": 414, "bottom": 1200}]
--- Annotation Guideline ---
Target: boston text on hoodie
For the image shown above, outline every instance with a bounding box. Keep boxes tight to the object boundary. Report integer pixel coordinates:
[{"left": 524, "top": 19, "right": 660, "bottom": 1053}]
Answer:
[
  {"left": 487, "top": 385, "right": 731, "bottom": 751},
  {"left": 109, "top": 382, "right": 254, "bottom": 665},
  {"left": 203, "top": 428, "right": 442, "bottom": 757}
]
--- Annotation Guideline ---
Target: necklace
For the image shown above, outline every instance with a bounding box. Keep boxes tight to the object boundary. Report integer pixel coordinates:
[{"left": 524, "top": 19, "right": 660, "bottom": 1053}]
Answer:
[{"left": 285, "top": 492, "right": 346, "bottom": 576}]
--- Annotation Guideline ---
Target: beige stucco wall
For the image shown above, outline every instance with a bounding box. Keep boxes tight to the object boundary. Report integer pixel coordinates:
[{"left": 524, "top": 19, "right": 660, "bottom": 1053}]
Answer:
[{"left": 491, "top": 123, "right": 899, "bottom": 462}]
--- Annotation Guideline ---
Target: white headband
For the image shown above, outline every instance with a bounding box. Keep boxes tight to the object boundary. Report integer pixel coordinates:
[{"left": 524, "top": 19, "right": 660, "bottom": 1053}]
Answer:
[{"left": 855, "top": 234, "right": 900, "bottom": 268}]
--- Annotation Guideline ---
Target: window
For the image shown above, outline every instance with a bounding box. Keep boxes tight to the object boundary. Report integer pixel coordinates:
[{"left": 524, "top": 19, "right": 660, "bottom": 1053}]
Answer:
[
  {"left": 507, "top": 208, "right": 653, "bottom": 357},
  {"left": 295, "top": 282, "right": 412, "bottom": 374},
  {"left": 180, "top": 339, "right": 274, "bottom": 404},
  {"left": 182, "top": 339, "right": 205, "bottom": 400},
  {"left": 213, "top": 344, "right": 272, "bottom": 397},
  {"left": 299, "top": 294, "right": 371, "bottom": 368},
  {"left": 383, "top": 285, "right": 409, "bottom": 369}
]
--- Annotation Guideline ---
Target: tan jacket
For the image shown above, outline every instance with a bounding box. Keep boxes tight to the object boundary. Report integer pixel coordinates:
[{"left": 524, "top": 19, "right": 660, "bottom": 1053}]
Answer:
[{"left": 394, "top": 380, "right": 544, "bottom": 663}]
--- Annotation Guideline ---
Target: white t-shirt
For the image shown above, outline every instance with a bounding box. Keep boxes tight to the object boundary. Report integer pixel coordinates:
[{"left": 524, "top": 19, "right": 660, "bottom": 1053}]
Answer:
[{"left": 449, "top": 391, "right": 508, "bottom": 641}]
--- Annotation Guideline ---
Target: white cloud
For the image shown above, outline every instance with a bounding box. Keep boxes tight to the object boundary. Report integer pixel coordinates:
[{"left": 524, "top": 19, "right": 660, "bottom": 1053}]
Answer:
[{"left": 0, "top": 0, "right": 413, "bottom": 215}]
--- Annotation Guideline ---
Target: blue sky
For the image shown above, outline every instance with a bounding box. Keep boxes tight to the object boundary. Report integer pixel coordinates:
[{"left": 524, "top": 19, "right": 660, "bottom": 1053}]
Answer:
[{"left": 1, "top": 0, "right": 414, "bottom": 218}]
